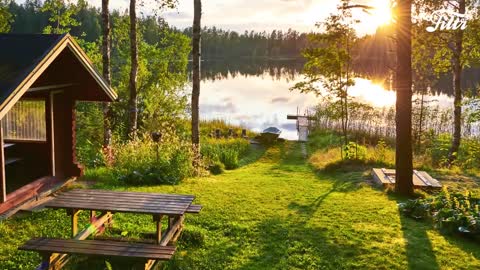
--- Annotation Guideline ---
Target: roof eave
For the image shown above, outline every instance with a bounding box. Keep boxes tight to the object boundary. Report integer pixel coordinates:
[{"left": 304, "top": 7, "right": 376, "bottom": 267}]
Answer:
[{"left": 0, "top": 34, "right": 118, "bottom": 119}]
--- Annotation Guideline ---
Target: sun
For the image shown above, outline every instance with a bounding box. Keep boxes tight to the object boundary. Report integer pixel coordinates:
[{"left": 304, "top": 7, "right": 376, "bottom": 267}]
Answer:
[{"left": 369, "top": 0, "right": 393, "bottom": 26}]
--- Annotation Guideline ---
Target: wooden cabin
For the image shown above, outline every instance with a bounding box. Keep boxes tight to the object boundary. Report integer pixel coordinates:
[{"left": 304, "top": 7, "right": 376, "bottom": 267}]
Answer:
[{"left": 0, "top": 34, "right": 117, "bottom": 216}]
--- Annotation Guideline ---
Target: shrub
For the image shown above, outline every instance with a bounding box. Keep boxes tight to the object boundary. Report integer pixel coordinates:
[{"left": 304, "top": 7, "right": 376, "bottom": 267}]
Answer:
[
  {"left": 400, "top": 187, "right": 480, "bottom": 236},
  {"left": 429, "top": 133, "right": 452, "bottom": 167},
  {"left": 457, "top": 139, "right": 480, "bottom": 169},
  {"left": 112, "top": 134, "right": 194, "bottom": 186},
  {"left": 373, "top": 139, "right": 388, "bottom": 163},
  {"left": 201, "top": 138, "right": 250, "bottom": 171},
  {"left": 428, "top": 133, "right": 480, "bottom": 169},
  {"left": 209, "top": 161, "right": 225, "bottom": 175},
  {"left": 342, "top": 142, "right": 367, "bottom": 160},
  {"left": 221, "top": 149, "right": 240, "bottom": 170}
]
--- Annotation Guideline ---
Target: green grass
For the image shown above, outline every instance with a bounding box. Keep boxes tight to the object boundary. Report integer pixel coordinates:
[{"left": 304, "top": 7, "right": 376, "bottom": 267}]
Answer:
[{"left": 1, "top": 142, "right": 480, "bottom": 269}]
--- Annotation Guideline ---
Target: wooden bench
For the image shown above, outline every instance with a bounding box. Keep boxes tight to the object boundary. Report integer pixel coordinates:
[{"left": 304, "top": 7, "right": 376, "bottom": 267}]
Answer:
[
  {"left": 20, "top": 238, "right": 176, "bottom": 269},
  {"left": 186, "top": 204, "right": 202, "bottom": 214}
]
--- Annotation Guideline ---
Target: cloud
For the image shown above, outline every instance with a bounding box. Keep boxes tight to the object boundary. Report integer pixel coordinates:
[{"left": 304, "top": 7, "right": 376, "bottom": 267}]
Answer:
[
  {"left": 77, "top": 0, "right": 337, "bottom": 32},
  {"left": 271, "top": 97, "right": 290, "bottom": 103},
  {"left": 200, "top": 102, "right": 237, "bottom": 114}
]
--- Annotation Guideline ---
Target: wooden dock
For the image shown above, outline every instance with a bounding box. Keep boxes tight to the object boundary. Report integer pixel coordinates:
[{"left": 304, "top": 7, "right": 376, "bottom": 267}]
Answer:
[
  {"left": 287, "top": 114, "right": 315, "bottom": 142},
  {"left": 372, "top": 168, "right": 442, "bottom": 189}
]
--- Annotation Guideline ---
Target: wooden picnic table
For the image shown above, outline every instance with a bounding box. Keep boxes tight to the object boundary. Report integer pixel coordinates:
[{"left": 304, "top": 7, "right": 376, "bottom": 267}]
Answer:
[{"left": 19, "top": 189, "right": 202, "bottom": 270}]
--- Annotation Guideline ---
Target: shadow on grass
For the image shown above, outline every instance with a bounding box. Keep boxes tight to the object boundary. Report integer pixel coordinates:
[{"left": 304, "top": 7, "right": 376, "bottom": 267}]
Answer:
[
  {"left": 288, "top": 178, "right": 361, "bottom": 220},
  {"left": 237, "top": 216, "right": 359, "bottom": 270},
  {"left": 388, "top": 193, "right": 441, "bottom": 270},
  {"left": 390, "top": 192, "right": 480, "bottom": 270},
  {"left": 319, "top": 158, "right": 392, "bottom": 175},
  {"left": 238, "top": 144, "right": 267, "bottom": 168}
]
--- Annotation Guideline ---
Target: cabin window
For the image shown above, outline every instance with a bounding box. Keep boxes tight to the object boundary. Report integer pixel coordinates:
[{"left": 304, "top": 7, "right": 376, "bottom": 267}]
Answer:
[{"left": 2, "top": 100, "right": 46, "bottom": 141}]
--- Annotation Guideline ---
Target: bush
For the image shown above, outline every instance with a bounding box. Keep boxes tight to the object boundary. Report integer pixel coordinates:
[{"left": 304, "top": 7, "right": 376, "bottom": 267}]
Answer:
[
  {"left": 112, "top": 134, "right": 194, "bottom": 186},
  {"left": 373, "top": 139, "right": 388, "bottom": 163},
  {"left": 221, "top": 149, "right": 240, "bottom": 170},
  {"left": 342, "top": 142, "right": 367, "bottom": 160},
  {"left": 400, "top": 187, "right": 480, "bottom": 236},
  {"left": 201, "top": 138, "right": 250, "bottom": 171},
  {"left": 209, "top": 161, "right": 225, "bottom": 175},
  {"left": 428, "top": 133, "right": 480, "bottom": 169},
  {"left": 429, "top": 133, "right": 452, "bottom": 167}
]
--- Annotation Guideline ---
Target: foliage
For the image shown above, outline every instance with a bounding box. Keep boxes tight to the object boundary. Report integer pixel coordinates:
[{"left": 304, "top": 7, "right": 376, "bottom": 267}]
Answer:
[
  {"left": 292, "top": 2, "right": 357, "bottom": 145},
  {"left": 107, "top": 13, "right": 190, "bottom": 140},
  {"left": 201, "top": 138, "right": 250, "bottom": 171},
  {"left": 41, "top": 0, "right": 80, "bottom": 34},
  {"left": 342, "top": 142, "right": 367, "bottom": 160},
  {"left": 111, "top": 134, "right": 194, "bottom": 186},
  {"left": 429, "top": 133, "right": 453, "bottom": 167},
  {"left": 200, "top": 119, "right": 254, "bottom": 138},
  {"left": 182, "top": 26, "right": 309, "bottom": 59},
  {"left": 0, "top": 0, "right": 12, "bottom": 33},
  {"left": 429, "top": 133, "right": 480, "bottom": 169},
  {"left": 373, "top": 139, "right": 388, "bottom": 163},
  {"left": 400, "top": 187, "right": 480, "bottom": 236},
  {"left": 208, "top": 160, "right": 225, "bottom": 175}
]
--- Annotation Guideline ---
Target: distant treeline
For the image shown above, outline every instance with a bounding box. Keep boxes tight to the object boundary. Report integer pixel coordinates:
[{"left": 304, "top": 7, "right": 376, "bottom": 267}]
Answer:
[
  {"left": 6, "top": 0, "right": 172, "bottom": 46},
  {"left": 182, "top": 27, "right": 309, "bottom": 59}
]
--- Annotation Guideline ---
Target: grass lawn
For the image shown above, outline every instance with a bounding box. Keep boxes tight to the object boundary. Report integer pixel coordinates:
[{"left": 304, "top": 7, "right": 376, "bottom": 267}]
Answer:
[{"left": 1, "top": 142, "right": 480, "bottom": 269}]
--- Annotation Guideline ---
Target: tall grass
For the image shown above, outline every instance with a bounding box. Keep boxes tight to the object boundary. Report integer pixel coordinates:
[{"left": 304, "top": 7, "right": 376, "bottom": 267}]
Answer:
[
  {"left": 200, "top": 119, "right": 256, "bottom": 138},
  {"left": 110, "top": 133, "right": 195, "bottom": 186},
  {"left": 201, "top": 138, "right": 250, "bottom": 171}
]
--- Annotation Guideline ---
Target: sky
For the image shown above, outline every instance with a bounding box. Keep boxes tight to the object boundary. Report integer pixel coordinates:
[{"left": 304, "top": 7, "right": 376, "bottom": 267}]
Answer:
[{"left": 46, "top": 0, "right": 383, "bottom": 34}]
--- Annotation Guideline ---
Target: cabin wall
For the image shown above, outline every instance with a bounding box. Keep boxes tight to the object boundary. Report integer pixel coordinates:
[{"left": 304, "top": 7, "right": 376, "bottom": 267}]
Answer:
[{"left": 52, "top": 91, "right": 83, "bottom": 178}]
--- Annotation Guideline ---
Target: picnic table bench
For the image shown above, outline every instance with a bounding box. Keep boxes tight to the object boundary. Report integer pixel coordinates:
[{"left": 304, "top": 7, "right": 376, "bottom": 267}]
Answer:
[
  {"left": 20, "top": 238, "right": 176, "bottom": 260},
  {"left": 18, "top": 189, "right": 202, "bottom": 270}
]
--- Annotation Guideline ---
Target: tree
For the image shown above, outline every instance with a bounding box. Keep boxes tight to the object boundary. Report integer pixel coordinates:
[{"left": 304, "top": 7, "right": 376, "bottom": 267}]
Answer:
[
  {"left": 448, "top": 0, "right": 466, "bottom": 165},
  {"left": 127, "top": 0, "right": 138, "bottom": 138},
  {"left": 101, "top": 0, "right": 112, "bottom": 149},
  {"left": 395, "top": 0, "right": 414, "bottom": 196},
  {"left": 292, "top": 2, "right": 356, "bottom": 147},
  {"left": 41, "top": 0, "right": 79, "bottom": 34},
  {"left": 0, "top": 0, "right": 12, "bottom": 33},
  {"left": 192, "top": 0, "right": 202, "bottom": 161},
  {"left": 127, "top": 0, "right": 178, "bottom": 139},
  {"left": 413, "top": 0, "right": 480, "bottom": 165}
]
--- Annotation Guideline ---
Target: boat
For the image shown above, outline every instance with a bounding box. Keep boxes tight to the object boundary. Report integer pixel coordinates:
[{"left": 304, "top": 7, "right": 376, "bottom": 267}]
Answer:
[{"left": 260, "top": 127, "right": 281, "bottom": 143}]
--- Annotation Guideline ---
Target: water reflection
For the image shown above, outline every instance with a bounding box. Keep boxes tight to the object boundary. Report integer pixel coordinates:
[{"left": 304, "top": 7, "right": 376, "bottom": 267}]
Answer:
[
  {"left": 196, "top": 60, "right": 474, "bottom": 140},
  {"left": 198, "top": 59, "right": 304, "bottom": 83}
]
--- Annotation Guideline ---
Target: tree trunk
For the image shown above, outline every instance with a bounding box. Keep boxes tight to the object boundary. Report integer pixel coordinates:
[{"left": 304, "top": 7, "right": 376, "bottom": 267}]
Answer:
[
  {"left": 395, "top": 0, "right": 414, "bottom": 196},
  {"left": 101, "top": 0, "right": 112, "bottom": 148},
  {"left": 417, "top": 91, "right": 425, "bottom": 150},
  {"left": 191, "top": 0, "right": 202, "bottom": 157},
  {"left": 128, "top": 0, "right": 138, "bottom": 138},
  {"left": 448, "top": 0, "right": 465, "bottom": 165}
]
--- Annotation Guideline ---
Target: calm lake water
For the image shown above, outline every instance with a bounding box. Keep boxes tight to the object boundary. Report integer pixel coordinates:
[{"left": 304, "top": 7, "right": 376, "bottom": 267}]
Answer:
[{"left": 196, "top": 60, "right": 463, "bottom": 140}]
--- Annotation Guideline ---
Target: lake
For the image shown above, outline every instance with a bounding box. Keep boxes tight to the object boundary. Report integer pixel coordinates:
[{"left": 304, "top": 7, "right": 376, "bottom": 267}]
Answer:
[{"left": 196, "top": 60, "right": 468, "bottom": 140}]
